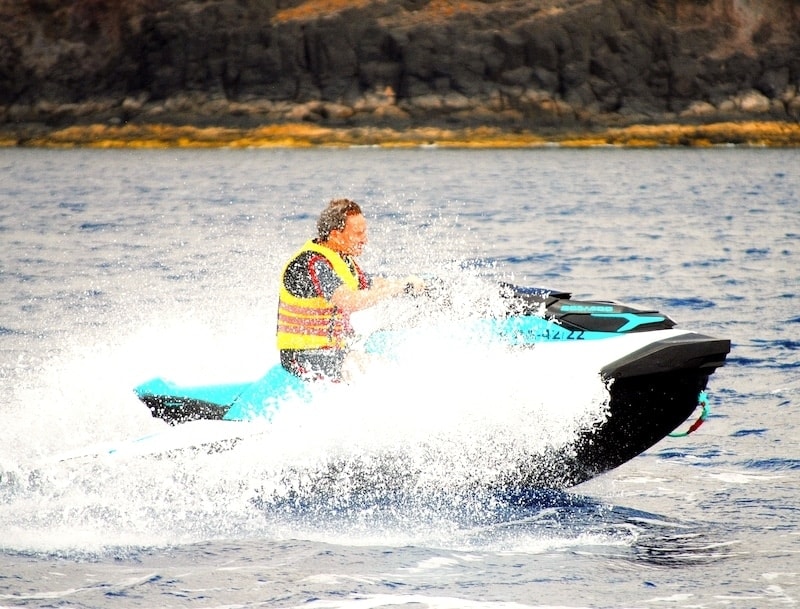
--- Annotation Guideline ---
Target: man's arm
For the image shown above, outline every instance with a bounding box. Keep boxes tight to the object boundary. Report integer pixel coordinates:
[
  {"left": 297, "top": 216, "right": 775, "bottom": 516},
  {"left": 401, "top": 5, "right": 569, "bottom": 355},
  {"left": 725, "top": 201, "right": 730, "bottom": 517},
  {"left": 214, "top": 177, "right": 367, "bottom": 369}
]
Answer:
[{"left": 331, "top": 276, "right": 424, "bottom": 313}]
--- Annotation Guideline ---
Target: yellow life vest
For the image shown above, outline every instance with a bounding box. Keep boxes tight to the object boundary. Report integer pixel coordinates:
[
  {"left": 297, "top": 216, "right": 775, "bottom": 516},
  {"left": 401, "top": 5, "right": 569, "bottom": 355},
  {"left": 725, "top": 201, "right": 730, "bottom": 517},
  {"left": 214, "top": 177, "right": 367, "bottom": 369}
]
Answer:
[{"left": 276, "top": 240, "right": 363, "bottom": 350}]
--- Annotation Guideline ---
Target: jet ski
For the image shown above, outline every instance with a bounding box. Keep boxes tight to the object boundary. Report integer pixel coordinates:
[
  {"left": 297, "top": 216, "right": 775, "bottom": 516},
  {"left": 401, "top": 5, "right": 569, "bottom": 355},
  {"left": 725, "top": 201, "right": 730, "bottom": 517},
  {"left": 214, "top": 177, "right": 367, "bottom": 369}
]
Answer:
[{"left": 134, "top": 283, "right": 730, "bottom": 487}]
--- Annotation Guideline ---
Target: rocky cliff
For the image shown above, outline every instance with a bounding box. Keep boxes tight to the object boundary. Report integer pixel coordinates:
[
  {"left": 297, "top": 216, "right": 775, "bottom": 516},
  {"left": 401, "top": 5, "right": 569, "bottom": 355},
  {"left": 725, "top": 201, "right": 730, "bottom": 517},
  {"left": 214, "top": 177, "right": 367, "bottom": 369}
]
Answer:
[{"left": 2, "top": 0, "right": 799, "bottom": 142}]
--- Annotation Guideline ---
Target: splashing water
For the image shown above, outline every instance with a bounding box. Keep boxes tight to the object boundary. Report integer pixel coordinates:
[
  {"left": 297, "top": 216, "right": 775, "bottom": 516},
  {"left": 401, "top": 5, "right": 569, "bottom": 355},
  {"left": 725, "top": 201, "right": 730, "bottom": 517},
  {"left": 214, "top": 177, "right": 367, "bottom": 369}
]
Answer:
[{"left": 1, "top": 273, "right": 612, "bottom": 554}]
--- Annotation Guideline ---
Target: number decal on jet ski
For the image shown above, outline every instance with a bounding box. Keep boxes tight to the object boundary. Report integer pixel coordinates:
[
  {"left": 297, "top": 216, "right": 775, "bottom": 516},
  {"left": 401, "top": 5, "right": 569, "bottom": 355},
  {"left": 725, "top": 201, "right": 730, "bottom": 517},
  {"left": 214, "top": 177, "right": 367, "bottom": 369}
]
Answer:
[{"left": 538, "top": 326, "right": 585, "bottom": 340}]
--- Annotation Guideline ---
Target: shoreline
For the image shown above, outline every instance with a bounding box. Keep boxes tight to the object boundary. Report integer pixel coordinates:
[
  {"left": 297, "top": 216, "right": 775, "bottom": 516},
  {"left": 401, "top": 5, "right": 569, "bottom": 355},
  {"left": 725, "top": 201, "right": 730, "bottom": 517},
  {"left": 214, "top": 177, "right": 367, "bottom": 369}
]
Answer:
[{"left": 2, "top": 120, "right": 800, "bottom": 149}]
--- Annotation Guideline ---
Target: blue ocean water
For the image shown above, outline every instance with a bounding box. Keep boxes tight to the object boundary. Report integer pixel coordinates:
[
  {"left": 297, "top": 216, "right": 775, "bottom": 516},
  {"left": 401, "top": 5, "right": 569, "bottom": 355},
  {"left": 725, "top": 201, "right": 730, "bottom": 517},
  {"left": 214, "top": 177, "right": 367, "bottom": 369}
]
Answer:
[{"left": 0, "top": 147, "right": 798, "bottom": 608}]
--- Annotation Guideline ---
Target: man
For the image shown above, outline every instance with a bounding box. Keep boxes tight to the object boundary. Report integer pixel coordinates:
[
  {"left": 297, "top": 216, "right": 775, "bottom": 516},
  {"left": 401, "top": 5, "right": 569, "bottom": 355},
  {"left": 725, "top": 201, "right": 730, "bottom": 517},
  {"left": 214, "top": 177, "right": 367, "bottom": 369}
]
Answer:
[{"left": 277, "top": 198, "right": 423, "bottom": 381}]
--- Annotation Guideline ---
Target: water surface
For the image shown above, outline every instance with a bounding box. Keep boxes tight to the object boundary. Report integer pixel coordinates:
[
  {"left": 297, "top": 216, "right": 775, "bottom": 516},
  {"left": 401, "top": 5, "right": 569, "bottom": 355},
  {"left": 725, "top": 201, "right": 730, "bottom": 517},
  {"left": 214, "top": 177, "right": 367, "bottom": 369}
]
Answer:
[{"left": 0, "top": 147, "right": 798, "bottom": 608}]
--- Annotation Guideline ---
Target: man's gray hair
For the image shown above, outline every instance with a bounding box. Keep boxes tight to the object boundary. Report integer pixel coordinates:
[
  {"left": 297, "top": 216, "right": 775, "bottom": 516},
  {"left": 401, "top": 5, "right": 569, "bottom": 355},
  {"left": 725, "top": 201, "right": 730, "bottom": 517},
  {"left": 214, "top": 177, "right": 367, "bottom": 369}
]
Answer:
[{"left": 317, "top": 198, "right": 363, "bottom": 240}]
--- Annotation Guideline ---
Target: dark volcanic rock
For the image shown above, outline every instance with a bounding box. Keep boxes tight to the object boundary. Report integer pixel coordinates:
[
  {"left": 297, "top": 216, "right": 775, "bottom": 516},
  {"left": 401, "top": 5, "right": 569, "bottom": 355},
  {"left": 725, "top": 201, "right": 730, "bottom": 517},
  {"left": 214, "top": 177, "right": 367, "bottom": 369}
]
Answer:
[{"left": 1, "top": 0, "right": 799, "bottom": 132}]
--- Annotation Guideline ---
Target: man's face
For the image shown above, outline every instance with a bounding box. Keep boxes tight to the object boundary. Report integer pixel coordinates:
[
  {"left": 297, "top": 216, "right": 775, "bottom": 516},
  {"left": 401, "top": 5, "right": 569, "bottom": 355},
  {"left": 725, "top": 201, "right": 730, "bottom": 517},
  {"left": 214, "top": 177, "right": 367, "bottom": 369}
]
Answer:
[{"left": 332, "top": 213, "right": 368, "bottom": 256}]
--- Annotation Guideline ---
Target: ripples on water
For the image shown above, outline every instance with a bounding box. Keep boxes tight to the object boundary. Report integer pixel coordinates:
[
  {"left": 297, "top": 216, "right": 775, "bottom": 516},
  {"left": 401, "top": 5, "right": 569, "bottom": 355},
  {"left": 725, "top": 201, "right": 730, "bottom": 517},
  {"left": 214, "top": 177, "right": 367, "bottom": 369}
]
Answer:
[{"left": 0, "top": 147, "right": 798, "bottom": 608}]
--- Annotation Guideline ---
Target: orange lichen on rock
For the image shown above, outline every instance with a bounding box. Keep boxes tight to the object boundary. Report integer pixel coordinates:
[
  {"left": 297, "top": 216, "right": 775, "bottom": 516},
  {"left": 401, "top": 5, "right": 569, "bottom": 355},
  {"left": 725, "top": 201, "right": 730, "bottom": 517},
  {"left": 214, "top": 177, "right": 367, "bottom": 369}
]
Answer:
[
  {"left": 273, "top": 0, "right": 373, "bottom": 23},
  {"left": 7, "top": 120, "right": 800, "bottom": 149},
  {"left": 599, "top": 122, "right": 800, "bottom": 147},
  {"left": 422, "top": 0, "right": 485, "bottom": 19},
  {"left": 273, "top": 0, "right": 486, "bottom": 23}
]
